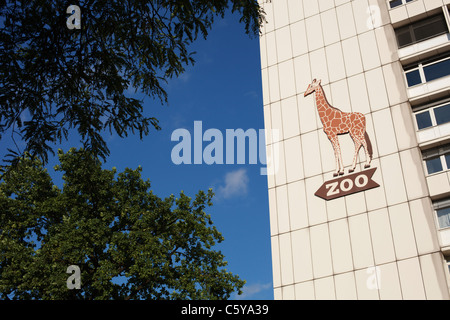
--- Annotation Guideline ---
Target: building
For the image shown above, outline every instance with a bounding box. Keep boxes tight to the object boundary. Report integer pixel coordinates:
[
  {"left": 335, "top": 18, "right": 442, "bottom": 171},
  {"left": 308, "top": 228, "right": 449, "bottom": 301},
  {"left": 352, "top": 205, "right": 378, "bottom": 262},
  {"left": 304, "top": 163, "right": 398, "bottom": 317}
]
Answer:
[{"left": 259, "top": 0, "right": 450, "bottom": 299}]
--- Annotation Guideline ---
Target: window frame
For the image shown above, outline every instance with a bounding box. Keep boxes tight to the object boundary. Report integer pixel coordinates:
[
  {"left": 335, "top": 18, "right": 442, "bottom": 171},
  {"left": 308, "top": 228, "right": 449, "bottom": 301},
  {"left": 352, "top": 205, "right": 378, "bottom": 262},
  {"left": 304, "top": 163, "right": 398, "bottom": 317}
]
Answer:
[
  {"left": 388, "top": 0, "right": 415, "bottom": 9},
  {"left": 432, "top": 198, "right": 450, "bottom": 230},
  {"left": 395, "top": 13, "right": 449, "bottom": 48},
  {"left": 404, "top": 55, "right": 450, "bottom": 88},
  {"left": 422, "top": 144, "right": 450, "bottom": 176},
  {"left": 414, "top": 100, "right": 450, "bottom": 131},
  {"left": 446, "top": 257, "right": 450, "bottom": 275}
]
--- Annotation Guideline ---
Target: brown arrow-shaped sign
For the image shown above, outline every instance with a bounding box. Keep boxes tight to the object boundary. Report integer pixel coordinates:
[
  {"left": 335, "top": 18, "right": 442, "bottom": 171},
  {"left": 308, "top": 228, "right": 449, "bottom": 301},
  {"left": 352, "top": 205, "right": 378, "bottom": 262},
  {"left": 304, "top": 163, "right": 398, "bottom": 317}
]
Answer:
[{"left": 315, "top": 167, "right": 380, "bottom": 201}]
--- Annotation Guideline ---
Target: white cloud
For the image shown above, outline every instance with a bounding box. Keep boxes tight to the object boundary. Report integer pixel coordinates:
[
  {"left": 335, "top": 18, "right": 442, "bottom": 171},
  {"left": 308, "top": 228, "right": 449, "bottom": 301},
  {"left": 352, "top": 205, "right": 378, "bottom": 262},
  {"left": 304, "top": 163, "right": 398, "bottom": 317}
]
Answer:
[
  {"left": 215, "top": 168, "right": 249, "bottom": 199},
  {"left": 235, "top": 282, "right": 272, "bottom": 300}
]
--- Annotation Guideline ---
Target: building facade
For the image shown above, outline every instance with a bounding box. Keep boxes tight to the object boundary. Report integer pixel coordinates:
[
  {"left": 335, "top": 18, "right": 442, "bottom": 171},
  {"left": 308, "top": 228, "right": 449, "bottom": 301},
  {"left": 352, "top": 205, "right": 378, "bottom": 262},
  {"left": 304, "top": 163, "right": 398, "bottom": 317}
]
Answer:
[{"left": 259, "top": 0, "right": 450, "bottom": 299}]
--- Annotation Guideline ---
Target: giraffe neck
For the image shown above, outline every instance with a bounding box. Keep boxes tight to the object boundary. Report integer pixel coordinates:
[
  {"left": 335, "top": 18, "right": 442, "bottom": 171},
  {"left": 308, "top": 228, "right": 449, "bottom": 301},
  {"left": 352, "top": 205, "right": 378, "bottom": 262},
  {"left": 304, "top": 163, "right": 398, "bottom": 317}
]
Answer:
[{"left": 314, "top": 84, "right": 333, "bottom": 115}]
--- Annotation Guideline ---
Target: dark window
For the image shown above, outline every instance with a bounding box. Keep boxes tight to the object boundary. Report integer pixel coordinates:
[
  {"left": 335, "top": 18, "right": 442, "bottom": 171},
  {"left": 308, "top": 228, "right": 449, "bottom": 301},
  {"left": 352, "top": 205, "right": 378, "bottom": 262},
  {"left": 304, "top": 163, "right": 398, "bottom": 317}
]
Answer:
[
  {"left": 396, "top": 28, "right": 413, "bottom": 47},
  {"left": 426, "top": 156, "right": 443, "bottom": 174},
  {"left": 415, "top": 111, "right": 433, "bottom": 129},
  {"left": 433, "top": 199, "right": 450, "bottom": 229},
  {"left": 423, "top": 59, "right": 450, "bottom": 82},
  {"left": 389, "top": 0, "right": 414, "bottom": 9},
  {"left": 422, "top": 144, "right": 450, "bottom": 179},
  {"left": 405, "top": 69, "right": 422, "bottom": 86},
  {"left": 413, "top": 16, "right": 448, "bottom": 42},
  {"left": 395, "top": 14, "right": 448, "bottom": 48},
  {"left": 389, "top": 0, "right": 403, "bottom": 8},
  {"left": 434, "top": 103, "right": 450, "bottom": 126},
  {"left": 436, "top": 206, "right": 450, "bottom": 229}
]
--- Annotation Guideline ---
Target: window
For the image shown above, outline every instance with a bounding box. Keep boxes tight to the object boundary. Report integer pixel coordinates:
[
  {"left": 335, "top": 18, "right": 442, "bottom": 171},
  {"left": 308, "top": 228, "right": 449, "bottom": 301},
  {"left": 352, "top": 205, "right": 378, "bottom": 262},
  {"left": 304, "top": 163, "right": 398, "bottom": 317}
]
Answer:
[
  {"left": 446, "top": 257, "right": 450, "bottom": 275},
  {"left": 405, "top": 68, "right": 422, "bottom": 87},
  {"left": 404, "top": 54, "right": 450, "bottom": 87},
  {"left": 389, "top": 0, "right": 414, "bottom": 9},
  {"left": 395, "top": 14, "right": 448, "bottom": 48},
  {"left": 422, "top": 144, "right": 450, "bottom": 175},
  {"left": 414, "top": 100, "right": 450, "bottom": 130},
  {"left": 433, "top": 199, "right": 450, "bottom": 229},
  {"left": 415, "top": 111, "right": 433, "bottom": 129},
  {"left": 423, "top": 58, "right": 450, "bottom": 82}
]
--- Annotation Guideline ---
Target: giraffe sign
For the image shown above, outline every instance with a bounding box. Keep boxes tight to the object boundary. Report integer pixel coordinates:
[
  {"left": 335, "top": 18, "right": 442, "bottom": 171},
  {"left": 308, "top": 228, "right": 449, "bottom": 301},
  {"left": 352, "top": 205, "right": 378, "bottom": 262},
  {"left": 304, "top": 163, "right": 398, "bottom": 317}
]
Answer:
[{"left": 304, "top": 79, "right": 380, "bottom": 200}]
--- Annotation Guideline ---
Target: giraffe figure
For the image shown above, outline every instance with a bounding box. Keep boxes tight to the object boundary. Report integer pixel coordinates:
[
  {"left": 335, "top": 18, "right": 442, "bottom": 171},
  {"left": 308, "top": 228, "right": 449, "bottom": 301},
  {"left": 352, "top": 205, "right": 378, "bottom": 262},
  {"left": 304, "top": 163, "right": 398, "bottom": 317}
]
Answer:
[{"left": 304, "top": 79, "right": 373, "bottom": 177}]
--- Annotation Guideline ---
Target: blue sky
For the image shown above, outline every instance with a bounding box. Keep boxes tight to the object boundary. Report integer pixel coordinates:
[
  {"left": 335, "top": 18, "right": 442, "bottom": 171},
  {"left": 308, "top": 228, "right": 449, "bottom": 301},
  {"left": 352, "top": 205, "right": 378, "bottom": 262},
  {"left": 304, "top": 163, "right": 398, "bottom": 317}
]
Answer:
[
  {"left": 1, "top": 10, "right": 273, "bottom": 299},
  {"left": 150, "top": 12, "right": 273, "bottom": 299},
  {"left": 132, "top": 12, "right": 273, "bottom": 300}
]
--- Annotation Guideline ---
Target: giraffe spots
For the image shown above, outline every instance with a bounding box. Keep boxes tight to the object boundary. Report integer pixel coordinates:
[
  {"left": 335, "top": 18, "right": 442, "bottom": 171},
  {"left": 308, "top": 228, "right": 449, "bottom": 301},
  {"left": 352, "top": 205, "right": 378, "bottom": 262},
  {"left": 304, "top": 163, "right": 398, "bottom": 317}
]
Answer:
[
  {"left": 331, "top": 119, "right": 341, "bottom": 128},
  {"left": 339, "top": 122, "right": 349, "bottom": 132}
]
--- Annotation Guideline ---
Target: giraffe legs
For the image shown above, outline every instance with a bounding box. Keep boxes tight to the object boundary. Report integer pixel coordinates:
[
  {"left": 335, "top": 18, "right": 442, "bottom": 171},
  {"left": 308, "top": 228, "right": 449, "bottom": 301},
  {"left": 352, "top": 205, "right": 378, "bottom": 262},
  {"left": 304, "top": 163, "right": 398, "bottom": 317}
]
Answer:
[
  {"left": 361, "top": 138, "right": 372, "bottom": 169},
  {"left": 349, "top": 140, "right": 362, "bottom": 174},
  {"left": 349, "top": 132, "right": 372, "bottom": 173},
  {"left": 329, "top": 135, "right": 344, "bottom": 177}
]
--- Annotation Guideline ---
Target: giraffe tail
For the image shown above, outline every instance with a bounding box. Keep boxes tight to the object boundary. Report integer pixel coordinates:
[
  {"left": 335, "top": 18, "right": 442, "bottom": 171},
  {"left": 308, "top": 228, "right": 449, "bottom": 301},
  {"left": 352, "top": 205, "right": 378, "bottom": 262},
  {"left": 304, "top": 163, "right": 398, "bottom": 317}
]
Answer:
[{"left": 364, "top": 131, "right": 373, "bottom": 159}]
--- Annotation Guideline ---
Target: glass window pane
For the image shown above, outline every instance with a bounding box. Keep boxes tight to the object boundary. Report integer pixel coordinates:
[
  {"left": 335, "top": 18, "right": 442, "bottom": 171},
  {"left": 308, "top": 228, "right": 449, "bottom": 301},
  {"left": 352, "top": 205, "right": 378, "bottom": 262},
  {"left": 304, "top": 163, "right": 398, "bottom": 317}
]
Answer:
[
  {"left": 405, "top": 69, "right": 422, "bottom": 87},
  {"left": 445, "top": 153, "right": 450, "bottom": 169},
  {"left": 424, "top": 58, "right": 450, "bottom": 82},
  {"left": 413, "top": 16, "right": 448, "bottom": 42},
  {"left": 426, "top": 157, "right": 443, "bottom": 174},
  {"left": 389, "top": 0, "right": 403, "bottom": 9},
  {"left": 415, "top": 111, "right": 433, "bottom": 129},
  {"left": 434, "top": 104, "right": 450, "bottom": 126},
  {"left": 436, "top": 207, "right": 450, "bottom": 229},
  {"left": 396, "top": 28, "right": 413, "bottom": 47}
]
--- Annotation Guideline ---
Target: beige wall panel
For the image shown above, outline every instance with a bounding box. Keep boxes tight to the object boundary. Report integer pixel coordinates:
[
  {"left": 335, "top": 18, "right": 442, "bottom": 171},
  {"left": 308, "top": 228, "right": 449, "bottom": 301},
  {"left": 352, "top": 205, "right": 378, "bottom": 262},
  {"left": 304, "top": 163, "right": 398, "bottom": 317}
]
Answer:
[
  {"left": 314, "top": 276, "right": 336, "bottom": 300},
  {"left": 329, "top": 218, "right": 354, "bottom": 273},
  {"left": 397, "top": 257, "right": 426, "bottom": 300},
  {"left": 409, "top": 198, "right": 441, "bottom": 255},
  {"left": 378, "top": 262, "right": 403, "bottom": 300},
  {"left": 335, "top": 272, "right": 358, "bottom": 300},
  {"left": 276, "top": 185, "right": 290, "bottom": 234},
  {"left": 279, "top": 233, "right": 294, "bottom": 286},
  {"left": 305, "top": 175, "right": 327, "bottom": 225},
  {"left": 271, "top": 236, "right": 281, "bottom": 288},
  {"left": 295, "top": 281, "right": 315, "bottom": 300},
  {"left": 288, "top": 180, "right": 309, "bottom": 230},
  {"left": 349, "top": 213, "right": 375, "bottom": 269},
  {"left": 291, "top": 228, "right": 314, "bottom": 283},
  {"left": 420, "top": 253, "right": 450, "bottom": 300},
  {"left": 310, "top": 224, "right": 333, "bottom": 278},
  {"left": 388, "top": 203, "right": 419, "bottom": 260},
  {"left": 368, "top": 208, "right": 396, "bottom": 264},
  {"left": 284, "top": 136, "right": 304, "bottom": 183}
]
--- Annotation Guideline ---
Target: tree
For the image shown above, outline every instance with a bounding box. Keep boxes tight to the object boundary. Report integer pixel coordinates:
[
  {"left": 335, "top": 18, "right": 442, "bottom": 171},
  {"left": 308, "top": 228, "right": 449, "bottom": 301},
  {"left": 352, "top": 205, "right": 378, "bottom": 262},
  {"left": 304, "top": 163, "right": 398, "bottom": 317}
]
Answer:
[
  {"left": 0, "top": 148, "right": 245, "bottom": 300},
  {"left": 0, "top": 0, "right": 265, "bottom": 163}
]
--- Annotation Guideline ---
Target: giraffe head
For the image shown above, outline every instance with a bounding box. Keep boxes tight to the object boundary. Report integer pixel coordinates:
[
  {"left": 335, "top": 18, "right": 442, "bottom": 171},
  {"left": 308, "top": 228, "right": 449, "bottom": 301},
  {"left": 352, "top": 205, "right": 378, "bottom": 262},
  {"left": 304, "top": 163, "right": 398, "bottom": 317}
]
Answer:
[{"left": 304, "top": 79, "right": 321, "bottom": 97}]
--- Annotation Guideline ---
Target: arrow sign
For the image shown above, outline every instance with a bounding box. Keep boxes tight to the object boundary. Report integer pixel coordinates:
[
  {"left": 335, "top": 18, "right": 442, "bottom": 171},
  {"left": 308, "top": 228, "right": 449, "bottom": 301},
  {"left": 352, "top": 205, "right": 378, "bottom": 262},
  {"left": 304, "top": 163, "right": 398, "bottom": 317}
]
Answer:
[{"left": 315, "top": 167, "right": 380, "bottom": 201}]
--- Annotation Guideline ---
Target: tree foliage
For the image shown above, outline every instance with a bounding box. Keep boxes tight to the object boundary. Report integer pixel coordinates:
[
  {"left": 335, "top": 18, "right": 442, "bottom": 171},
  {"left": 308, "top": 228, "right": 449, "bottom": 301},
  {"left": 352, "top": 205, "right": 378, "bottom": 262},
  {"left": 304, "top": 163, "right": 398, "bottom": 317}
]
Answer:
[
  {"left": 0, "top": 0, "right": 265, "bottom": 163},
  {"left": 0, "top": 148, "right": 245, "bottom": 300}
]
